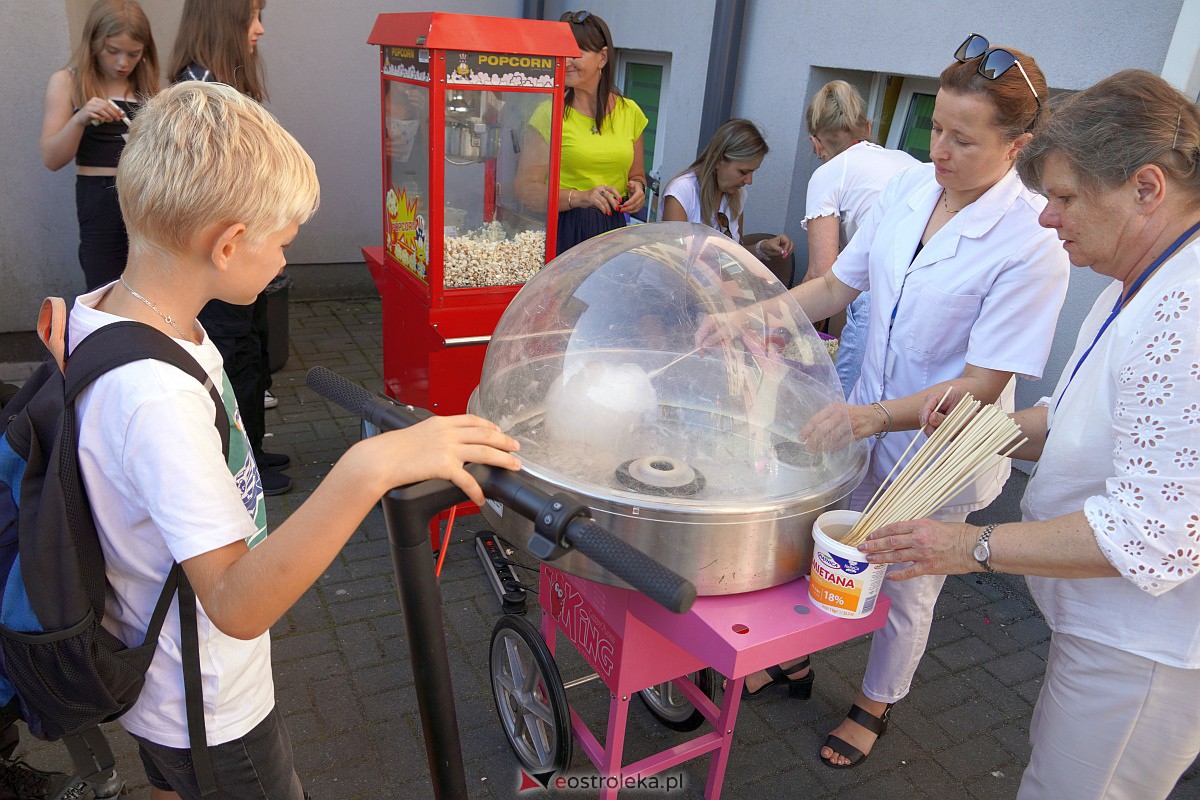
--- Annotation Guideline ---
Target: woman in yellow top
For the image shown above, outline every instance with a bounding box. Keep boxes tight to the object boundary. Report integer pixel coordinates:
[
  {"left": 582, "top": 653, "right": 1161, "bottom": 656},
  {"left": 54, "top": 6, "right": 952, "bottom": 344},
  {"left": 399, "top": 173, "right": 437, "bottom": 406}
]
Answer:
[{"left": 519, "top": 11, "right": 648, "bottom": 255}]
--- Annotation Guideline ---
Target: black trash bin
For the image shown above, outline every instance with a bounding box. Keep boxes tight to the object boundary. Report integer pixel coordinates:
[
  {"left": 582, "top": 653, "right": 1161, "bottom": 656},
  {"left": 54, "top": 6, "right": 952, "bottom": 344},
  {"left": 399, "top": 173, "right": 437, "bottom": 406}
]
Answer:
[{"left": 264, "top": 274, "right": 293, "bottom": 374}]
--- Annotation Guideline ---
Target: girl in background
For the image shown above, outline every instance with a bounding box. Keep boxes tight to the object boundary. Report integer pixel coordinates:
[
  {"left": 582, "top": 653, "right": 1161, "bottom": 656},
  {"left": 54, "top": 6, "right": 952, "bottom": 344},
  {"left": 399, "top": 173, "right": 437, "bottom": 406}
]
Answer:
[
  {"left": 170, "top": 0, "right": 267, "bottom": 101},
  {"left": 661, "top": 118, "right": 793, "bottom": 264},
  {"left": 802, "top": 81, "right": 918, "bottom": 395},
  {"left": 41, "top": 0, "right": 159, "bottom": 291},
  {"left": 169, "top": 0, "right": 291, "bottom": 498}
]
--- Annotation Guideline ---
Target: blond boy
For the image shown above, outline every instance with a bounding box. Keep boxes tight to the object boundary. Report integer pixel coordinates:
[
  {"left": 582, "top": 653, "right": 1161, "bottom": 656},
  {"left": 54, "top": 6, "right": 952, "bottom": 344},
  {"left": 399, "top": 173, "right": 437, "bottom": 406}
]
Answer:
[{"left": 71, "top": 81, "right": 520, "bottom": 799}]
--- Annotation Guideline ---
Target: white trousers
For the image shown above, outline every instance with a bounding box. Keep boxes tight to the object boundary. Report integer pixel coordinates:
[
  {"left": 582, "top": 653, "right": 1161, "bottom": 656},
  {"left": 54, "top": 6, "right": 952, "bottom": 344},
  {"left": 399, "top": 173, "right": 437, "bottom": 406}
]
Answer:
[
  {"left": 1017, "top": 631, "right": 1200, "bottom": 800},
  {"left": 850, "top": 478, "right": 967, "bottom": 703}
]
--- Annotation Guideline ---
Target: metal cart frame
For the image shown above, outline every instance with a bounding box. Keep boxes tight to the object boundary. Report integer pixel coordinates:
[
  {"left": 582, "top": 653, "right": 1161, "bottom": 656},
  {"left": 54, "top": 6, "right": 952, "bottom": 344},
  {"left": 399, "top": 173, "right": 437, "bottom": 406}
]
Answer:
[{"left": 490, "top": 563, "right": 889, "bottom": 798}]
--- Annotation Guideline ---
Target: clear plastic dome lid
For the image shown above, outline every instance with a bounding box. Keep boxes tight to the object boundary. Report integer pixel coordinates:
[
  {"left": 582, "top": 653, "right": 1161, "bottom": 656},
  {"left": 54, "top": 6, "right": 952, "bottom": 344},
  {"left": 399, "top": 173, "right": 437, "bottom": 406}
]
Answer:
[{"left": 470, "top": 222, "right": 865, "bottom": 509}]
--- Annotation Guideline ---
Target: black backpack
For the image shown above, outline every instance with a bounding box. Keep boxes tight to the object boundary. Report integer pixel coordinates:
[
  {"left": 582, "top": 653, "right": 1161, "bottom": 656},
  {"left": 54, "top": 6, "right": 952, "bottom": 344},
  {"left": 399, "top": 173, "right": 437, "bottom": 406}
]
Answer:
[{"left": 1, "top": 314, "right": 224, "bottom": 795}]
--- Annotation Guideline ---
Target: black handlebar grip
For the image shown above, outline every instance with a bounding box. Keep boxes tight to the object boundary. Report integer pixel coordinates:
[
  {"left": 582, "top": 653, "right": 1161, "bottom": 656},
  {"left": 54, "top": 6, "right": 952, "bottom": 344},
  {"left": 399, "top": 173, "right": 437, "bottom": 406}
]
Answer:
[
  {"left": 305, "top": 371, "right": 695, "bottom": 613},
  {"left": 565, "top": 518, "right": 696, "bottom": 614},
  {"left": 307, "top": 366, "right": 373, "bottom": 415},
  {"left": 307, "top": 366, "right": 427, "bottom": 431}
]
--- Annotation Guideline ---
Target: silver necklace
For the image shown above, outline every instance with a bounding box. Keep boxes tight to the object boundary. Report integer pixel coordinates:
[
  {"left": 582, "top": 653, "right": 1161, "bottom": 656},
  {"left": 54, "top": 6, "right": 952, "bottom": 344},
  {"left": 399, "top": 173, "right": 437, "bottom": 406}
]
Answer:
[{"left": 120, "top": 276, "right": 188, "bottom": 339}]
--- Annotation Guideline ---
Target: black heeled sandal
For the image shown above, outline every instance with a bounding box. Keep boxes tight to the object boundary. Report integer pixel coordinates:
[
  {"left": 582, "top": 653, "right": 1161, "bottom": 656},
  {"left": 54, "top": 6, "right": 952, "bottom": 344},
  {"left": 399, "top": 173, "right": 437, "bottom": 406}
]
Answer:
[
  {"left": 741, "top": 657, "right": 814, "bottom": 700},
  {"left": 820, "top": 702, "right": 893, "bottom": 769}
]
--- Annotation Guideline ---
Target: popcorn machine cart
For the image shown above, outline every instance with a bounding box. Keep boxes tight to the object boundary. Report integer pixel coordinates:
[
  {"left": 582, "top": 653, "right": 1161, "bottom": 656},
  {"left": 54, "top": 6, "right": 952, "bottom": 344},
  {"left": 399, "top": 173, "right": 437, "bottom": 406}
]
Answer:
[{"left": 365, "top": 12, "right": 579, "bottom": 415}]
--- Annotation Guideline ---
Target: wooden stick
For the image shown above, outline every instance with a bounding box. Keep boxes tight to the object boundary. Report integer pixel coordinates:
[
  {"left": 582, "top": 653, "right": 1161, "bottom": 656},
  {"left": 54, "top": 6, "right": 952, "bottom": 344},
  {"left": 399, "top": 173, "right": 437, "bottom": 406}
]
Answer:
[
  {"left": 841, "top": 394, "right": 1023, "bottom": 546},
  {"left": 646, "top": 346, "right": 702, "bottom": 378},
  {"left": 919, "top": 434, "right": 1026, "bottom": 515},
  {"left": 852, "top": 392, "right": 977, "bottom": 538},
  {"left": 884, "top": 411, "right": 1012, "bottom": 520},
  {"left": 859, "top": 386, "right": 955, "bottom": 515}
]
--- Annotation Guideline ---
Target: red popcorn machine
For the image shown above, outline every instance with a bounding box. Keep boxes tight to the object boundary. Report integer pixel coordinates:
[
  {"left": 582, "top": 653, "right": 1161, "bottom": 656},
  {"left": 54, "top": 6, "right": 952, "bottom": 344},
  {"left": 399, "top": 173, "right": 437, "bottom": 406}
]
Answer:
[{"left": 365, "top": 12, "right": 579, "bottom": 415}]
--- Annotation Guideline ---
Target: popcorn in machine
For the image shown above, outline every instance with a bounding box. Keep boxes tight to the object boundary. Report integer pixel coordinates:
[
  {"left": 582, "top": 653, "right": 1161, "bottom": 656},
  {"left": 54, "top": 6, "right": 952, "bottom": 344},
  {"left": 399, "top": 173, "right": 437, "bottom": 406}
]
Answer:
[{"left": 365, "top": 12, "right": 579, "bottom": 414}]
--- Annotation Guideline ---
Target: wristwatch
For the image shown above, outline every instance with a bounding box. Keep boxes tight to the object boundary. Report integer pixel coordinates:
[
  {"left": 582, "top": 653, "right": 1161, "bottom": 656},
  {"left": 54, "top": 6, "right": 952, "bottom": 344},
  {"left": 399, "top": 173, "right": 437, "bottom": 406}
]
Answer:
[{"left": 973, "top": 524, "right": 997, "bottom": 573}]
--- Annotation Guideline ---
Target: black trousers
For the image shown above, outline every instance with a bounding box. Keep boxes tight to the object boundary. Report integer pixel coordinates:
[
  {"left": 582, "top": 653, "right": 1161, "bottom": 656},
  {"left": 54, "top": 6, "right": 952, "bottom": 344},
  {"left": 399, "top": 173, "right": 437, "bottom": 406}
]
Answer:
[
  {"left": 75, "top": 175, "right": 129, "bottom": 292},
  {"left": 199, "top": 295, "right": 271, "bottom": 456}
]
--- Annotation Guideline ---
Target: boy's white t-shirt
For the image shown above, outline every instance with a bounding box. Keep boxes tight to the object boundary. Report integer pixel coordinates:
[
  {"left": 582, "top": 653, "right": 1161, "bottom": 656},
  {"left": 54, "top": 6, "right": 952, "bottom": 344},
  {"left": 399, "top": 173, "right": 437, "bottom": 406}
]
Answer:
[{"left": 70, "top": 286, "right": 275, "bottom": 748}]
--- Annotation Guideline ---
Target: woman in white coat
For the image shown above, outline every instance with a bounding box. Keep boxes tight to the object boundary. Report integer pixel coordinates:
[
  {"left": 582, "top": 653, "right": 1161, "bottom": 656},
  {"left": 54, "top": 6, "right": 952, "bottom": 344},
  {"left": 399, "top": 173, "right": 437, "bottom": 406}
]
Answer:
[{"left": 736, "top": 36, "right": 1071, "bottom": 768}]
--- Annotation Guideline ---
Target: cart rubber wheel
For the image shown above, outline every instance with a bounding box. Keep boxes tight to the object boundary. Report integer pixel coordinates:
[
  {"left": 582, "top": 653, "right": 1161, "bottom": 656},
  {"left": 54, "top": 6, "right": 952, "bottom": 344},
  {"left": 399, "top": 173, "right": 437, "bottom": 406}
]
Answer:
[
  {"left": 637, "top": 668, "right": 720, "bottom": 732},
  {"left": 490, "top": 615, "right": 573, "bottom": 773}
]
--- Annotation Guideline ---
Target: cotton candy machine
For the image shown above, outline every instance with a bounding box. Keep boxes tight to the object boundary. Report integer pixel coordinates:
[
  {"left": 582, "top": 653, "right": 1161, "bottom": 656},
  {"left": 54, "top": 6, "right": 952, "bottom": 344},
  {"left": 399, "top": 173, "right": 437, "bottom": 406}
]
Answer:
[{"left": 468, "top": 222, "right": 866, "bottom": 595}]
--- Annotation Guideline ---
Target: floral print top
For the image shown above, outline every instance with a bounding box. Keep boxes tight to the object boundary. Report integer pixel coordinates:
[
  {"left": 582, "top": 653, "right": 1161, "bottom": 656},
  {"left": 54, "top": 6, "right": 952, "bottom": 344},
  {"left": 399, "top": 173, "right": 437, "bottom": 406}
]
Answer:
[{"left": 1023, "top": 239, "right": 1200, "bottom": 667}]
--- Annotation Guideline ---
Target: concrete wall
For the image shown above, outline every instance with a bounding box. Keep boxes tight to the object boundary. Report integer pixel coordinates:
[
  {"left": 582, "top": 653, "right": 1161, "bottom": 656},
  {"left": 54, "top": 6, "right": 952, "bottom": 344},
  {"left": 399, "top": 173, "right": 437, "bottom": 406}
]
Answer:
[
  {"left": 3, "top": 1, "right": 78, "bottom": 332},
  {"left": 734, "top": 0, "right": 1184, "bottom": 415},
  {"left": 2, "top": 0, "right": 524, "bottom": 333},
  {"left": 743, "top": 0, "right": 1184, "bottom": 241},
  {"left": 540, "top": 0, "right": 717, "bottom": 192},
  {"left": 1, "top": 0, "right": 1191, "bottom": 415}
]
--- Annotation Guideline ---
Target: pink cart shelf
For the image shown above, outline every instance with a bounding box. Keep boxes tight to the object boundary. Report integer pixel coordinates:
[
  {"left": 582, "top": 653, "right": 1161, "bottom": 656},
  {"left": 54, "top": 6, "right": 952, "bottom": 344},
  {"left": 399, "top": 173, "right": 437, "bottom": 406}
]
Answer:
[{"left": 490, "top": 564, "right": 889, "bottom": 799}]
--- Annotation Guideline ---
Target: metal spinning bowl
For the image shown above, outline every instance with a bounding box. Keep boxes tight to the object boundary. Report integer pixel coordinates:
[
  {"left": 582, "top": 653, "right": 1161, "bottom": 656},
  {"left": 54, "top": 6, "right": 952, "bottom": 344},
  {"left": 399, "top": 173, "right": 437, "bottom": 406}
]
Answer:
[{"left": 468, "top": 222, "right": 866, "bottom": 595}]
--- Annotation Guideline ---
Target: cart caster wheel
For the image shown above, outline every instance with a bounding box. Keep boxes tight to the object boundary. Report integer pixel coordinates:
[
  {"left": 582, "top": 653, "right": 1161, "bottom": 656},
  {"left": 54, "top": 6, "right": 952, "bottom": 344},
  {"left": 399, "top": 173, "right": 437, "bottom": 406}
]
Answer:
[
  {"left": 490, "top": 615, "right": 572, "bottom": 773},
  {"left": 638, "top": 668, "right": 720, "bottom": 732}
]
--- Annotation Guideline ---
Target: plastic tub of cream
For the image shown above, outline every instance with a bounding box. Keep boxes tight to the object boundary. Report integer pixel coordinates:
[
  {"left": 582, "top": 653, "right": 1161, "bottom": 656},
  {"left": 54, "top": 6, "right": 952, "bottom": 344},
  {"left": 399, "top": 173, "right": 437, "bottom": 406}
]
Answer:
[{"left": 809, "top": 510, "right": 887, "bottom": 619}]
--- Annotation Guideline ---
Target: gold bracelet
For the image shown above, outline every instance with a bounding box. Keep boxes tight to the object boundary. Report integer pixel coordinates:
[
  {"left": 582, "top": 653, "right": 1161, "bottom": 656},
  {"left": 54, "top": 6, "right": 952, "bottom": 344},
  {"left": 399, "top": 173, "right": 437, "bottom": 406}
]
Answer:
[
  {"left": 568, "top": 189, "right": 575, "bottom": 208},
  {"left": 871, "top": 402, "right": 892, "bottom": 439}
]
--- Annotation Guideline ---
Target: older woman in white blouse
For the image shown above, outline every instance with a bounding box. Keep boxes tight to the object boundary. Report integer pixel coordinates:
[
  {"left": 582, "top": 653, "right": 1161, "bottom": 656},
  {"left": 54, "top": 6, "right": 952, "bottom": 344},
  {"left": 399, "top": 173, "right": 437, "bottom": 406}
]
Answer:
[{"left": 863, "top": 69, "right": 1200, "bottom": 800}]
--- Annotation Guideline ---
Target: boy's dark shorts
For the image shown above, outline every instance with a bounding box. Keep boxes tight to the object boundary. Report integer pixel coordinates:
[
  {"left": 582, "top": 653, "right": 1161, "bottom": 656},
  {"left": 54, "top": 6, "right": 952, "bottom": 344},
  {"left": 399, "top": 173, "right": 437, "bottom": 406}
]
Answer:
[{"left": 132, "top": 706, "right": 306, "bottom": 799}]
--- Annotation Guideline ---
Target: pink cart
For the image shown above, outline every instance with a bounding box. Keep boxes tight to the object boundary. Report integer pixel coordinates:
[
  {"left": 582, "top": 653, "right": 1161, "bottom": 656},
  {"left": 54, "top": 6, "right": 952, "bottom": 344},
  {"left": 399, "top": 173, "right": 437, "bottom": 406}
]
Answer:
[{"left": 489, "top": 564, "right": 889, "bottom": 799}]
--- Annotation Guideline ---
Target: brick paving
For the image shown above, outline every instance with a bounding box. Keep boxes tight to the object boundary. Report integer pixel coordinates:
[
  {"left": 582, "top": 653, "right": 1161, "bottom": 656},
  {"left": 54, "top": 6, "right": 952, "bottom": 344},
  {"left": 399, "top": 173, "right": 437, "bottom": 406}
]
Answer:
[{"left": 13, "top": 294, "right": 1200, "bottom": 798}]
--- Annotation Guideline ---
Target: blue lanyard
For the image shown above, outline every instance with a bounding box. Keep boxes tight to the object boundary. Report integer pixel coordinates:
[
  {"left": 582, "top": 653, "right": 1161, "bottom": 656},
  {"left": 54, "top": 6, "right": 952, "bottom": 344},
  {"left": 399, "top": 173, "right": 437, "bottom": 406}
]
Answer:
[{"left": 1052, "top": 219, "right": 1200, "bottom": 418}]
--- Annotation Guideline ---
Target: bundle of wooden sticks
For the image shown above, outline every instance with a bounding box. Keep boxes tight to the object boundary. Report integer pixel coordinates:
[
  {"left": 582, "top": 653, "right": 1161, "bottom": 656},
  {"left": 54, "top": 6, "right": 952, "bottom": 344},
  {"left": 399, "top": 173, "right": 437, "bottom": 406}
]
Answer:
[{"left": 840, "top": 390, "right": 1026, "bottom": 547}]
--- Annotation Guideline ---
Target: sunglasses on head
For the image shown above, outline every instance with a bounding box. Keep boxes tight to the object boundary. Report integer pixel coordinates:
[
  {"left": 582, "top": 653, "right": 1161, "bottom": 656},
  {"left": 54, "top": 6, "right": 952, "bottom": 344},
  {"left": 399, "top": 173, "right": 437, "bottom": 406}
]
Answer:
[
  {"left": 561, "top": 10, "right": 612, "bottom": 52},
  {"left": 954, "top": 33, "right": 1042, "bottom": 116}
]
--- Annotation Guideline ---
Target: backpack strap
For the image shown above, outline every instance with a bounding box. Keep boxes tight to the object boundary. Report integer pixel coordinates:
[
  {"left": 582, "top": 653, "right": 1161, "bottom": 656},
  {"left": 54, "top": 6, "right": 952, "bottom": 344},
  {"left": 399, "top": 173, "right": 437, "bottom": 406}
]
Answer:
[
  {"left": 60, "top": 321, "right": 232, "bottom": 621},
  {"left": 62, "top": 726, "right": 124, "bottom": 795},
  {"left": 65, "top": 321, "right": 231, "bottom": 456},
  {"left": 36, "top": 297, "right": 69, "bottom": 374},
  {"left": 135, "top": 563, "right": 216, "bottom": 795},
  {"left": 178, "top": 572, "right": 216, "bottom": 796}
]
